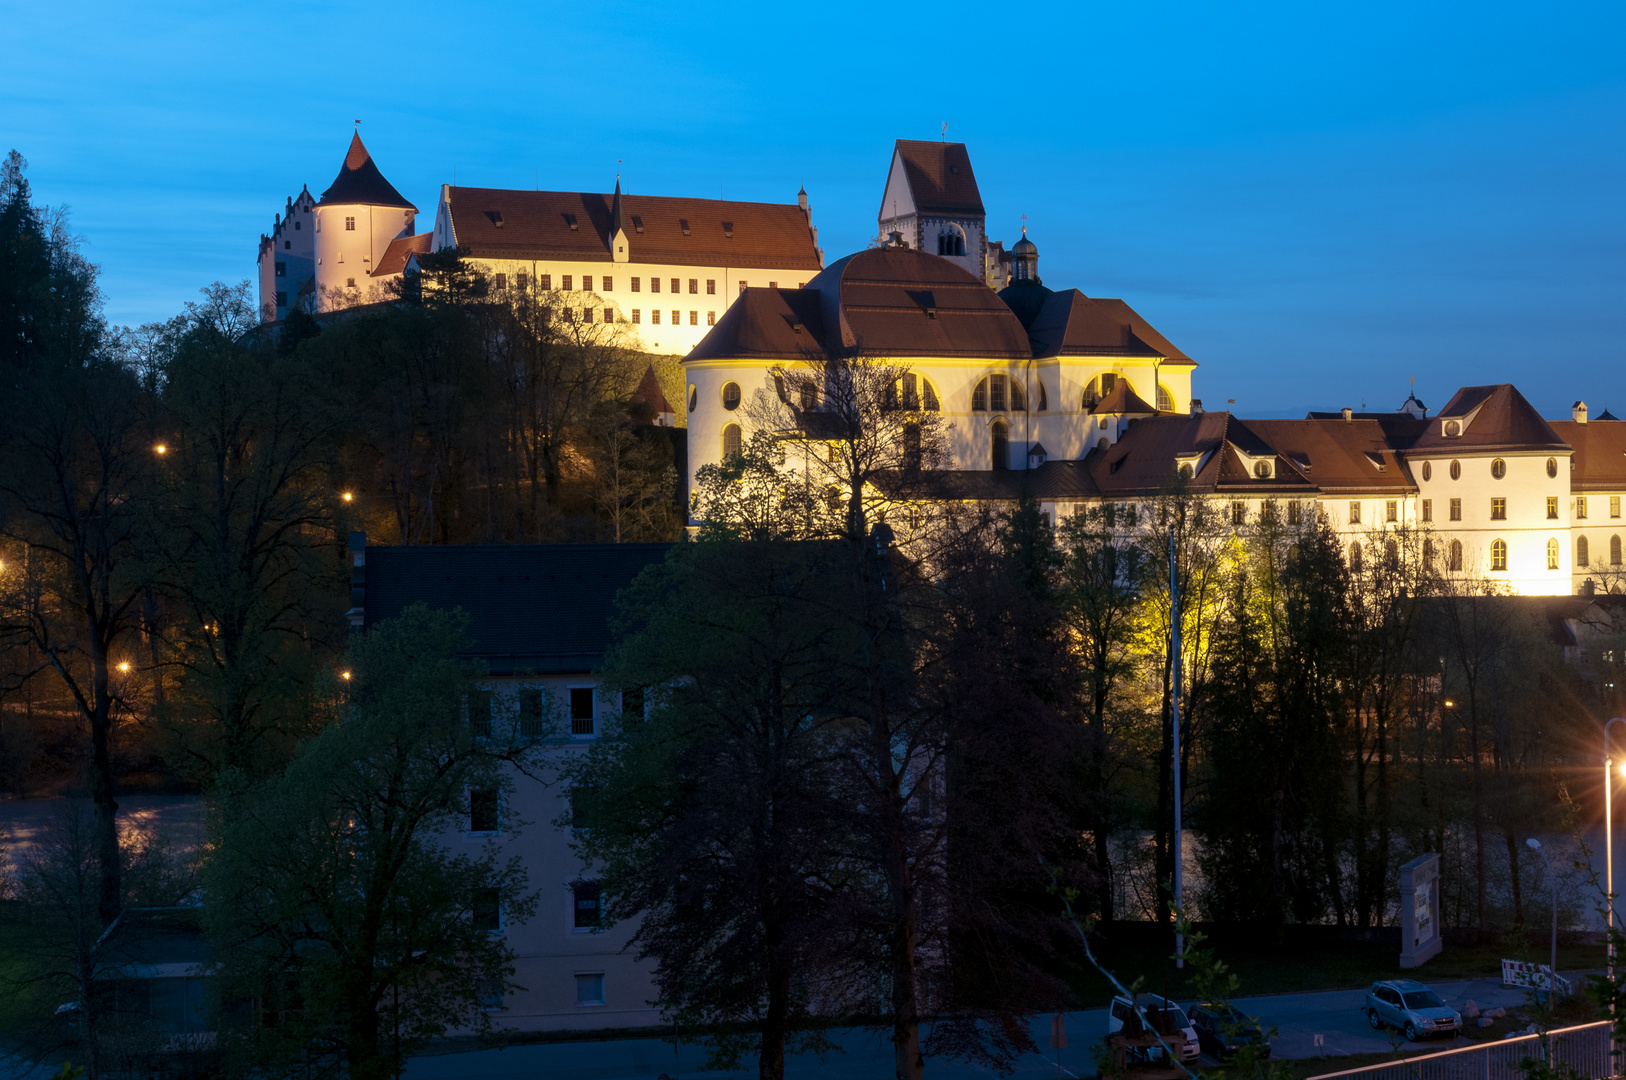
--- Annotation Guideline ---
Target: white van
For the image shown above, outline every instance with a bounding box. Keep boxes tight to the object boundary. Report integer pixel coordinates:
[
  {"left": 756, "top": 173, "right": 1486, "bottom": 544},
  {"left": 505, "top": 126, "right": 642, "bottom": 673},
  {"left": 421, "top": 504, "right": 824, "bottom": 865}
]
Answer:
[{"left": 1107, "top": 993, "right": 1201, "bottom": 1061}]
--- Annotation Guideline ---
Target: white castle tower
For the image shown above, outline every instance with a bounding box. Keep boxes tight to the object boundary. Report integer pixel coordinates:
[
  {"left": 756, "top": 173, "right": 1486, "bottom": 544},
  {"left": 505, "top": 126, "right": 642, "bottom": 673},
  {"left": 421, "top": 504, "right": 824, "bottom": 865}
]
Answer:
[{"left": 310, "top": 133, "right": 418, "bottom": 310}]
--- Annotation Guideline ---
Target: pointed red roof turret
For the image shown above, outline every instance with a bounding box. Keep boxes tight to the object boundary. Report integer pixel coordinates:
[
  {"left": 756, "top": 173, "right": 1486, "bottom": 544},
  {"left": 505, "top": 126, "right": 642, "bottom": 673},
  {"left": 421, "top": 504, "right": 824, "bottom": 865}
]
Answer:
[{"left": 318, "top": 132, "right": 417, "bottom": 210}]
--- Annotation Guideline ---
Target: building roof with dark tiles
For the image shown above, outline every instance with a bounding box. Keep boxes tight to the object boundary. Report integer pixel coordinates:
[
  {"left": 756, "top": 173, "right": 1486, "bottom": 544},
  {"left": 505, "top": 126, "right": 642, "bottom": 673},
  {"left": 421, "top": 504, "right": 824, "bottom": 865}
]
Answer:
[
  {"left": 1408, "top": 384, "right": 1569, "bottom": 454},
  {"left": 629, "top": 364, "right": 673, "bottom": 415},
  {"left": 1243, "top": 420, "right": 1417, "bottom": 494},
  {"left": 318, "top": 133, "right": 417, "bottom": 210},
  {"left": 887, "top": 140, "right": 986, "bottom": 216},
  {"left": 1020, "top": 289, "right": 1191, "bottom": 362},
  {"left": 360, "top": 543, "right": 672, "bottom": 675},
  {"left": 1091, "top": 380, "right": 1159, "bottom": 416},
  {"left": 370, "top": 232, "right": 433, "bottom": 277},
  {"left": 444, "top": 187, "right": 822, "bottom": 270},
  {"left": 687, "top": 288, "right": 828, "bottom": 362}
]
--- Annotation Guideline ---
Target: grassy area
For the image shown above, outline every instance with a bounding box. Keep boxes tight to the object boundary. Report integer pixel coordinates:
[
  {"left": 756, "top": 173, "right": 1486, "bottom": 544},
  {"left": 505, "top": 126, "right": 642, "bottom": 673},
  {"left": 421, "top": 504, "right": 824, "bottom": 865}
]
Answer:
[{"left": 1069, "top": 922, "right": 1610, "bottom": 1005}]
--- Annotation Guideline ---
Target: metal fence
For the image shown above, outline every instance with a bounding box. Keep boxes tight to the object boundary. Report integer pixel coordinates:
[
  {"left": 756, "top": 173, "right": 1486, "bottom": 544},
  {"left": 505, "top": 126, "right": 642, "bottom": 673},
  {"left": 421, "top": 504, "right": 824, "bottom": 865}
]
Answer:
[{"left": 1306, "top": 1021, "right": 1615, "bottom": 1080}]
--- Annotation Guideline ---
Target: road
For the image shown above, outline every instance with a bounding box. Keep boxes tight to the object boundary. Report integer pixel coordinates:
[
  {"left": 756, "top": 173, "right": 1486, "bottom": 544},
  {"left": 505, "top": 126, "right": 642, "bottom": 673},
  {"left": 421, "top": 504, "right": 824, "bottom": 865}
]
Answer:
[{"left": 403, "top": 974, "right": 1560, "bottom": 1080}]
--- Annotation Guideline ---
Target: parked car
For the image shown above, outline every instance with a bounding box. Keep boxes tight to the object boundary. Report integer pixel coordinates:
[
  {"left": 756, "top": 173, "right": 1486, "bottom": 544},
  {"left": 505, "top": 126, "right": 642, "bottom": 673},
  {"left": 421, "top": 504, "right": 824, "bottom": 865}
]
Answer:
[
  {"left": 1107, "top": 993, "right": 1201, "bottom": 1061},
  {"left": 1363, "top": 979, "right": 1461, "bottom": 1041},
  {"left": 1189, "top": 1003, "right": 1271, "bottom": 1061}
]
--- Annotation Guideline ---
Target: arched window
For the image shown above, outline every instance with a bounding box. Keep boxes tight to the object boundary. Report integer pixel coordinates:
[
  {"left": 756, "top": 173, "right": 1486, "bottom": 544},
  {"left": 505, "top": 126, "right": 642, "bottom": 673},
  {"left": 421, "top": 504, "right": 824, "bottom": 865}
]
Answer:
[
  {"left": 1449, "top": 539, "right": 1463, "bottom": 571},
  {"left": 1614, "top": 535, "right": 1623, "bottom": 566},
  {"left": 1156, "top": 383, "right": 1174, "bottom": 411},
  {"left": 1449, "top": 460, "right": 1461, "bottom": 480},
  {"left": 722, "top": 423, "right": 742, "bottom": 459},
  {"left": 1547, "top": 538, "right": 1560, "bottom": 570},
  {"left": 1423, "top": 538, "right": 1435, "bottom": 570},
  {"left": 1349, "top": 541, "right": 1363, "bottom": 572},
  {"left": 936, "top": 227, "right": 966, "bottom": 257},
  {"left": 1579, "top": 536, "right": 1591, "bottom": 567},
  {"left": 1490, "top": 538, "right": 1508, "bottom": 571},
  {"left": 1421, "top": 461, "right": 1433, "bottom": 481},
  {"left": 1036, "top": 379, "right": 1048, "bottom": 412},
  {"left": 972, "top": 374, "right": 1023, "bottom": 412},
  {"left": 722, "top": 382, "right": 741, "bottom": 410},
  {"left": 688, "top": 385, "right": 698, "bottom": 412},
  {"left": 1083, "top": 373, "right": 1120, "bottom": 411},
  {"left": 1547, "top": 457, "right": 1558, "bottom": 478},
  {"left": 1491, "top": 458, "right": 1507, "bottom": 479},
  {"left": 991, "top": 419, "right": 1009, "bottom": 471}
]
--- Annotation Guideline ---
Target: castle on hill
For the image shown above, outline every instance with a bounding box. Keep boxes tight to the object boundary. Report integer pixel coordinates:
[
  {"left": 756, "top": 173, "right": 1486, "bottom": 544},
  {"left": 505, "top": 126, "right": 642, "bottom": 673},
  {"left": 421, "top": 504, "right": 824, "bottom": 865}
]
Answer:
[{"left": 257, "top": 135, "right": 1626, "bottom": 599}]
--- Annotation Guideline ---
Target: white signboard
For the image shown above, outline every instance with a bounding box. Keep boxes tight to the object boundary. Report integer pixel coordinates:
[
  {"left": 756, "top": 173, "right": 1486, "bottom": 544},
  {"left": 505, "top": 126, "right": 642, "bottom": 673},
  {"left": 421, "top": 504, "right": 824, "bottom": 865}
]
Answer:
[{"left": 1399, "top": 853, "right": 1443, "bottom": 968}]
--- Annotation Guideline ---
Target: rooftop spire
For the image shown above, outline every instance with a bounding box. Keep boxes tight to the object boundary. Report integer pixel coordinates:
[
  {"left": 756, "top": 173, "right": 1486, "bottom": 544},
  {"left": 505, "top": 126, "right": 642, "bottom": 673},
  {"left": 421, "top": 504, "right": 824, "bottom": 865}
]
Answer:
[{"left": 319, "top": 131, "right": 417, "bottom": 210}]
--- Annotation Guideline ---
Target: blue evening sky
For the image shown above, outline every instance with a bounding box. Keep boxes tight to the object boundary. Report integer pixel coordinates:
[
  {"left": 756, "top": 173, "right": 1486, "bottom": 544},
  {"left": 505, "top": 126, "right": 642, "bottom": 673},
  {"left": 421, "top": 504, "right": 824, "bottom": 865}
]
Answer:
[{"left": 4, "top": 0, "right": 1622, "bottom": 418}]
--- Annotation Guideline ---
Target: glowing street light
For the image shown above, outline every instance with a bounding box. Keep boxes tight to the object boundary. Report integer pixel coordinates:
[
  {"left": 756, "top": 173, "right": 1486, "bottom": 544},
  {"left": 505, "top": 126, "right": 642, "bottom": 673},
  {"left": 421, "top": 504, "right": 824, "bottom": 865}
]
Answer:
[
  {"left": 340, "top": 670, "right": 352, "bottom": 681},
  {"left": 341, "top": 491, "right": 354, "bottom": 504},
  {"left": 154, "top": 444, "right": 168, "bottom": 456},
  {"left": 117, "top": 661, "right": 131, "bottom": 673}
]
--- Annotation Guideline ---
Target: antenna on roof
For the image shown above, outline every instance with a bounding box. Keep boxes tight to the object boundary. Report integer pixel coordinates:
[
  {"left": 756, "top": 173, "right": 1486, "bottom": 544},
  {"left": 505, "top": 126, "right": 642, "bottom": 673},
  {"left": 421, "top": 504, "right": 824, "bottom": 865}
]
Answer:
[
  {"left": 1020, "top": 212, "right": 1028, "bottom": 235},
  {"left": 941, "top": 121, "right": 948, "bottom": 141},
  {"left": 353, "top": 118, "right": 360, "bottom": 129}
]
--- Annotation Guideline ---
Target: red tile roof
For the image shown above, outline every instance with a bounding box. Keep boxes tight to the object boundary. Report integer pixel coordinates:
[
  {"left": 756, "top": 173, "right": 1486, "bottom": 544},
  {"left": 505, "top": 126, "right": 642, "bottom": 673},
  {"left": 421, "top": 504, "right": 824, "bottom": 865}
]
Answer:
[
  {"left": 445, "top": 187, "right": 821, "bottom": 270},
  {"left": 887, "top": 140, "right": 986, "bottom": 216},
  {"left": 629, "top": 365, "right": 672, "bottom": 415},
  {"left": 1409, "top": 384, "right": 1569, "bottom": 454},
  {"left": 370, "top": 232, "right": 433, "bottom": 277},
  {"left": 686, "top": 288, "right": 827, "bottom": 363},
  {"left": 1022, "top": 289, "right": 1192, "bottom": 363},
  {"left": 1551, "top": 420, "right": 1626, "bottom": 490},
  {"left": 318, "top": 133, "right": 417, "bottom": 210}
]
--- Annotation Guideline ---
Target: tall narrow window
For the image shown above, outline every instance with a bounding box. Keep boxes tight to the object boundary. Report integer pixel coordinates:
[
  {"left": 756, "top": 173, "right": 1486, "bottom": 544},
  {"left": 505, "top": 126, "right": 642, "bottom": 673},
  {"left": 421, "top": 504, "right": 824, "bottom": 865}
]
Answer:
[
  {"left": 1349, "top": 501, "right": 1361, "bottom": 525},
  {"left": 1421, "top": 499, "right": 1432, "bottom": 522},
  {"left": 1350, "top": 542, "right": 1363, "bottom": 571},
  {"left": 569, "top": 687, "right": 595, "bottom": 737},
  {"left": 650, "top": 309, "right": 660, "bottom": 325},
  {"left": 903, "top": 424, "right": 922, "bottom": 471},
  {"left": 539, "top": 274, "right": 551, "bottom": 290},
  {"left": 472, "top": 888, "right": 501, "bottom": 932},
  {"left": 1449, "top": 498, "right": 1462, "bottom": 521},
  {"left": 1490, "top": 498, "right": 1507, "bottom": 521},
  {"left": 1614, "top": 535, "right": 1623, "bottom": 566},
  {"left": 671, "top": 278, "right": 680, "bottom": 294},
  {"left": 1384, "top": 539, "right": 1399, "bottom": 569},
  {"left": 989, "top": 374, "right": 1007, "bottom": 412},
  {"left": 470, "top": 790, "right": 500, "bottom": 833},
  {"left": 1287, "top": 501, "right": 1302, "bottom": 526},
  {"left": 799, "top": 380, "right": 817, "bottom": 411},
  {"left": 1386, "top": 500, "right": 1398, "bottom": 523},
  {"left": 972, "top": 379, "right": 988, "bottom": 411},
  {"left": 650, "top": 277, "right": 660, "bottom": 293},
  {"left": 706, "top": 279, "right": 716, "bottom": 294},
  {"left": 519, "top": 687, "right": 545, "bottom": 737},
  {"left": 562, "top": 274, "right": 573, "bottom": 290},
  {"left": 1491, "top": 458, "right": 1507, "bottom": 479},
  {"left": 1547, "top": 538, "right": 1560, "bottom": 570},
  {"left": 991, "top": 420, "right": 1009, "bottom": 471},
  {"left": 603, "top": 276, "right": 613, "bottom": 292},
  {"left": 689, "top": 279, "right": 698, "bottom": 294},
  {"left": 1423, "top": 538, "right": 1434, "bottom": 570},
  {"left": 722, "top": 382, "right": 741, "bottom": 410},
  {"left": 631, "top": 277, "right": 641, "bottom": 292},
  {"left": 344, "top": 216, "right": 355, "bottom": 231},
  {"left": 1490, "top": 539, "right": 1508, "bottom": 571},
  {"left": 1231, "top": 501, "right": 1247, "bottom": 526},
  {"left": 1613, "top": 496, "right": 1621, "bottom": 518},
  {"left": 468, "top": 690, "right": 493, "bottom": 739},
  {"left": 671, "top": 309, "right": 680, "bottom": 325},
  {"left": 722, "top": 423, "right": 742, "bottom": 459},
  {"left": 1579, "top": 536, "right": 1591, "bottom": 567},
  {"left": 1548, "top": 497, "right": 1559, "bottom": 519},
  {"left": 1449, "top": 540, "right": 1463, "bottom": 571},
  {"left": 1579, "top": 496, "right": 1590, "bottom": 519},
  {"left": 1156, "top": 384, "right": 1173, "bottom": 411}
]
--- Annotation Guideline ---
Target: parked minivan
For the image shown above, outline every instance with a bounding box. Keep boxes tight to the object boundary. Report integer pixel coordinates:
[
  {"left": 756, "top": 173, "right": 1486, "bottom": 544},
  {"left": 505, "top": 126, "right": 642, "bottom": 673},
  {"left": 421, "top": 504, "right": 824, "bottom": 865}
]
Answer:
[{"left": 1107, "top": 993, "right": 1201, "bottom": 1061}]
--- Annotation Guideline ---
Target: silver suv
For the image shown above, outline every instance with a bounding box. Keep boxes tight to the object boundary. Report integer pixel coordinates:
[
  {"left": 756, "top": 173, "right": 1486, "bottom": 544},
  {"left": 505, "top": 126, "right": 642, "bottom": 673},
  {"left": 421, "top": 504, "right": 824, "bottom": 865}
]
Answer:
[
  {"left": 1107, "top": 993, "right": 1200, "bottom": 1061},
  {"left": 1363, "top": 979, "right": 1461, "bottom": 1041}
]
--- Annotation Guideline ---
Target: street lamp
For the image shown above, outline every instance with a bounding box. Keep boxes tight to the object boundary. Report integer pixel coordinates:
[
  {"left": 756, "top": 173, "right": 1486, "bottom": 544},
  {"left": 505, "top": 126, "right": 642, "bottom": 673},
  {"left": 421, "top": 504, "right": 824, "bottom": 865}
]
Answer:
[
  {"left": 1604, "top": 718, "right": 1626, "bottom": 994},
  {"left": 1526, "top": 838, "right": 1559, "bottom": 1004}
]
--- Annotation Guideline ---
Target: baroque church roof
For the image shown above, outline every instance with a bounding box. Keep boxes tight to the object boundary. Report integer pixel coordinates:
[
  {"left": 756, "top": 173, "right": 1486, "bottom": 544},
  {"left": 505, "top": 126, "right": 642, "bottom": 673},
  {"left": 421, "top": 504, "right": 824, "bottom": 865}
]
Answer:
[{"left": 318, "top": 133, "right": 417, "bottom": 210}]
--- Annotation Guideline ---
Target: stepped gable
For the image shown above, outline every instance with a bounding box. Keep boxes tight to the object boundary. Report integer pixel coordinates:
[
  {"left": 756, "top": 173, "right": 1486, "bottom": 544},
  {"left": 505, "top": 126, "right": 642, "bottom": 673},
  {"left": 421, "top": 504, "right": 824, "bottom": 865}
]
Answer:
[
  {"left": 800, "top": 247, "right": 1031, "bottom": 359},
  {"left": 444, "top": 187, "right": 821, "bottom": 270},
  {"left": 361, "top": 543, "right": 672, "bottom": 675},
  {"left": 1551, "top": 419, "right": 1626, "bottom": 491},
  {"left": 1246, "top": 419, "right": 1416, "bottom": 494},
  {"left": 1021, "top": 289, "right": 1191, "bottom": 363},
  {"left": 318, "top": 133, "right": 417, "bottom": 209},
  {"left": 888, "top": 140, "right": 985, "bottom": 216},
  {"left": 686, "top": 287, "right": 826, "bottom": 362},
  {"left": 1408, "top": 384, "right": 1569, "bottom": 454},
  {"left": 371, "top": 232, "right": 433, "bottom": 277}
]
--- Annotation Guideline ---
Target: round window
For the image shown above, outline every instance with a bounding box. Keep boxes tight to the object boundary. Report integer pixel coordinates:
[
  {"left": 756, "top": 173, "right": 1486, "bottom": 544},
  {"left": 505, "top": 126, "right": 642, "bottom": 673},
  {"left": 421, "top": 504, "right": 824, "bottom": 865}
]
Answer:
[
  {"left": 1179, "top": 463, "right": 1195, "bottom": 479},
  {"left": 722, "top": 382, "right": 741, "bottom": 411},
  {"left": 1449, "top": 460, "right": 1461, "bottom": 480},
  {"left": 1254, "top": 460, "right": 1271, "bottom": 479},
  {"left": 1444, "top": 420, "right": 1461, "bottom": 437},
  {"left": 1547, "top": 457, "right": 1558, "bottom": 479},
  {"left": 1421, "top": 461, "right": 1432, "bottom": 482},
  {"left": 687, "top": 385, "right": 698, "bottom": 413},
  {"left": 1491, "top": 458, "right": 1506, "bottom": 479}
]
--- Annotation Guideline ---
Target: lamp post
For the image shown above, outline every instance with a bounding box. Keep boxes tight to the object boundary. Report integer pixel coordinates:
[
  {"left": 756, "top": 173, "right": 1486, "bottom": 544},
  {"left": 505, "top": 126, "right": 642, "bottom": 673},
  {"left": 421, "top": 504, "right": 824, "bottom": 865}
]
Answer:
[
  {"left": 1526, "top": 838, "right": 1559, "bottom": 1004},
  {"left": 1604, "top": 717, "right": 1626, "bottom": 994}
]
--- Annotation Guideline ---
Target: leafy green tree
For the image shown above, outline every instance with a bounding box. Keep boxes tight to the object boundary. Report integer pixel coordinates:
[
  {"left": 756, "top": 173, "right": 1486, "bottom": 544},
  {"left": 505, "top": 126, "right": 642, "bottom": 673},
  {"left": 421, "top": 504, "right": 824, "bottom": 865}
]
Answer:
[
  {"left": 571, "top": 537, "right": 854, "bottom": 1080},
  {"left": 204, "top": 606, "right": 537, "bottom": 1080}
]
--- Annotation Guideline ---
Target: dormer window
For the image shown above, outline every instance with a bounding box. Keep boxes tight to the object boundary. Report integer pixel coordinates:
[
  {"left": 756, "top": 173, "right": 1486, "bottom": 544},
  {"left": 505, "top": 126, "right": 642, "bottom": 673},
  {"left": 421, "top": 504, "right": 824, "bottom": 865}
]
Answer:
[
  {"left": 679, "top": 219, "right": 691, "bottom": 236},
  {"left": 631, "top": 215, "right": 644, "bottom": 235},
  {"left": 722, "top": 221, "right": 733, "bottom": 238},
  {"left": 564, "top": 213, "right": 579, "bottom": 231},
  {"left": 490, "top": 211, "right": 504, "bottom": 228},
  {"left": 1443, "top": 419, "right": 1461, "bottom": 437}
]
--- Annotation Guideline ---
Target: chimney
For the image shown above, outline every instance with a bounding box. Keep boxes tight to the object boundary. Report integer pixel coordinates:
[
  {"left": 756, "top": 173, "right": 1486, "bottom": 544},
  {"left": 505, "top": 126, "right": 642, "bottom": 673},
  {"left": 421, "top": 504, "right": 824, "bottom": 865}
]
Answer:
[
  {"left": 1190, "top": 399, "right": 1204, "bottom": 415},
  {"left": 1574, "top": 401, "right": 1589, "bottom": 424},
  {"left": 1341, "top": 407, "right": 1353, "bottom": 421}
]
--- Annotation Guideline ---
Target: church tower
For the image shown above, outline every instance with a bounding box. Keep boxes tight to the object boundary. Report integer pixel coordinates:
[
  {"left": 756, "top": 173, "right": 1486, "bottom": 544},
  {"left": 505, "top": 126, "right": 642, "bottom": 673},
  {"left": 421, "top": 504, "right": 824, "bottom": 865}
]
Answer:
[{"left": 312, "top": 132, "right": 418, "bottom": 309}]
